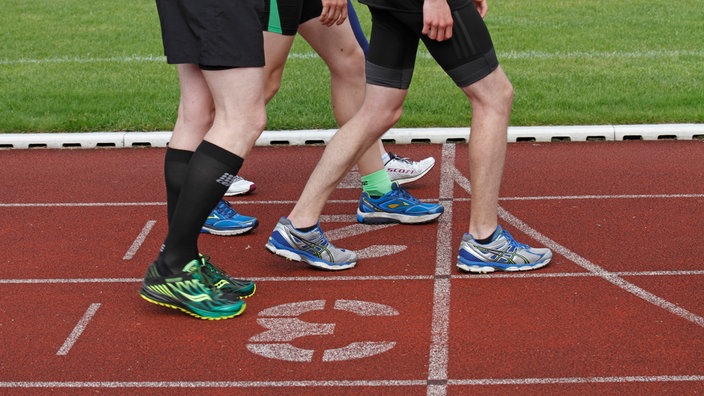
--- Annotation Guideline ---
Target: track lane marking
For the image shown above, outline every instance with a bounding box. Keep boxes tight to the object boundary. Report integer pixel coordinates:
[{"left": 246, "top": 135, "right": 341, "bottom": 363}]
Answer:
[
  {"left": 122, "top": 220, "right": 156, "bottom": 260},
  {"left": 427, "top": 144, "right": 457, "bottom": 395},
  {"left": 2, "top": 193, "right": 701, "bottom": 208},
  {"left": 1, "top": 270, "right": 703, "bottom": 284},
  {"left": 56, "top": 303, "right": 101, "bottom": 356},
  {"left": 1, "top": 375, "right": 702, "bottom": 389}
]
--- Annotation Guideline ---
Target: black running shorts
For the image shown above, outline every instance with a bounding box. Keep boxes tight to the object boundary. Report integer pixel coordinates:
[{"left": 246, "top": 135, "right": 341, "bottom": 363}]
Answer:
[
  {"left": 155, "top": 0, "right": 265, "bottom": 68},
  {"left": 260, "top": 0, "right": 322, "bottom": 36},
  {"left": 365, "top": 3, "right": 499, "bottom": 89}
]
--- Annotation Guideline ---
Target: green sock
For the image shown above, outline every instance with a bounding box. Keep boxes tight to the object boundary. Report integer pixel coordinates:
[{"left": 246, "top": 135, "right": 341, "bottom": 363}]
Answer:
[{"left": 361, "top": 169, "right": 392, "bottom": 198}]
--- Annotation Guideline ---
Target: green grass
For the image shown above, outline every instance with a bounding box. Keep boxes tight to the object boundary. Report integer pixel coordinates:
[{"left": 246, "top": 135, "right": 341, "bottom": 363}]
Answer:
[{"left": 1, "top": 0, "right": 703, "bottom": 132}]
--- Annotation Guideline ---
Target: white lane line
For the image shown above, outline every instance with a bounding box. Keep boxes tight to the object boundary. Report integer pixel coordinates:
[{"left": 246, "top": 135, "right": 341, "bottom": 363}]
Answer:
[
  {"left": 2, "top": 269, "right": 703, "bottom": 285},
  {"left": 1, "top": 270, "right": 702, "bottom": 285},
  {"left": 123, "top": 220, "right": 156, "bottom": 260},
  {"left": 1, "top": 193, "right": 702, "bottom": 208},
  {"left": 454, "top": 270, "right": 704, "bottom": 279},
  {"left": 449, "top": 375, "right": 704, "bottom": 386},
  {"left": 0, "top": 379, "right": 426, "bottom": 388},
  {"left": 426, "top": 143, "right": 457, "bottom": 396},
  {"left": 1, "top": 375, "right": 701, "bottom": 388},
  {"left": 56, "top": 303, "right": 101, "bottom": 356},
  {"left": 500, "top": 194, "right": 704, "bottom": 201},
  {"left": 0, "top": 202, "right": 165, "bottom": 207}
]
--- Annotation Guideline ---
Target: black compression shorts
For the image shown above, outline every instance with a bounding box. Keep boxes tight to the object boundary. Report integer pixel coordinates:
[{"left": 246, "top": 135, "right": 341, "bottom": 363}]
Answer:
[
  {"left": 156, "top": 0, "right": 265, "bottom": 68},
  {"left": 365, "top": 3, "right": 499, "bottom": 89},
  {"left": 260, "top": 0, "right": 322, "bottom": 36}
]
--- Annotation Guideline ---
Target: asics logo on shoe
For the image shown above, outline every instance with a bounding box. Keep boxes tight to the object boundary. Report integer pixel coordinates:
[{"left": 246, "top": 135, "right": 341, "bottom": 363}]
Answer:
[
  {"left": 474, "top": 246, "right": 531, "bottom": 264},
  {"left": 291, "top": 235, "right": 335, "bottom": 261}
]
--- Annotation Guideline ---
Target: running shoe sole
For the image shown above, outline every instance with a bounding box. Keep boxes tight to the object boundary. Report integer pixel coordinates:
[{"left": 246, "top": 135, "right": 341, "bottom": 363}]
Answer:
[
  {"left": 201, "top": 220, "right": 258, "bottom": 236},
  {"left": 456, "top": 258, "right": 552, "bottom": 274},
  {"left": 356, "top": 209, "right": 442, "bottom": 224},
  {"left": 390, "top": 161, "right": 435, "bottom": 185},
  {"left": 139, "top": 286, "right": 246, "bottom": 320},
  {"left": 265, "top": 239, "right": 356, "bottom": 271}
]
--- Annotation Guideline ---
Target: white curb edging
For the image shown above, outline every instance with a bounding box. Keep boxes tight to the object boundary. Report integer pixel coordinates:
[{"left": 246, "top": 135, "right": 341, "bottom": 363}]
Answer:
[{"left": 1, "top": 124, "right": 702, "bottom": 149}]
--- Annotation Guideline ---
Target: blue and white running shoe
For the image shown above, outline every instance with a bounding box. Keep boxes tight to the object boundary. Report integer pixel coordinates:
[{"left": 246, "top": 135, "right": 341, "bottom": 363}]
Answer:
[
  {"left": 201, "top": 200, "right": 258, "bottom": 236},
  {"left": 265, "top": 217, "right": 357, "bottom": 270},
  {"left": 456, "top": 226, "right": 552, "bottom": 273},
  {"left": 357, "top": 182, "right": 444, "bottom": 224}
]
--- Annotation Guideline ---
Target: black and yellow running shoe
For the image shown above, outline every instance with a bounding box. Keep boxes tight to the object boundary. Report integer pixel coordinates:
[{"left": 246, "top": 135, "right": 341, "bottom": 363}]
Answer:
[
  {"left": 139, "top": 258, "right": 246, "bottom": 320},
  {"left": 199, "top": 255, "right": 256, "bottom": 299}
]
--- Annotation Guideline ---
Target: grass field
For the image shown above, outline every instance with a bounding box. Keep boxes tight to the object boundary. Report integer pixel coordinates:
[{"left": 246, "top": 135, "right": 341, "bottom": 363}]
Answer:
[{"left": 1, "top": 0, "right": 703, "bottom": 132}]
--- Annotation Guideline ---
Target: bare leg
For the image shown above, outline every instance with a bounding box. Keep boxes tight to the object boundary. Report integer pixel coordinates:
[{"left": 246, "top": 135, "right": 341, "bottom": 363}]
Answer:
[
  {"left": 461, "top": 66, "right": 514, "bottom": 240},
  {"left": 261, "top": 31, "right": 296, "bottom": 102},
  {"left": 287, "top": 84, "right": 407, "bottom": 228},
  {"left": 299, "top": 19, "right": 387, "bottom": 176},
  {"left": 201, "top": 67, "right": 267, "bottom": 157},
  {"left": 168, "top": 64, "right": 214, "bottom": 151}
]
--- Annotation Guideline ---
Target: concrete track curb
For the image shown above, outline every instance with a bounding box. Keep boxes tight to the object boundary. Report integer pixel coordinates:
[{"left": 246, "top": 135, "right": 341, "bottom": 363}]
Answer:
[{"left": 1, "top": 124, "right": 702, "bottom": 149}]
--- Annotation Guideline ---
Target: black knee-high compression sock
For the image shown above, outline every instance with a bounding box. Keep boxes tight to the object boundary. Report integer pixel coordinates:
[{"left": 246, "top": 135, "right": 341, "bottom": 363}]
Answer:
[
  {"left": 157, "top": 141, "right": 244, "bottom": 275},
  {"left": 164, "top": 148, "right": 194, "bottom": 226}
]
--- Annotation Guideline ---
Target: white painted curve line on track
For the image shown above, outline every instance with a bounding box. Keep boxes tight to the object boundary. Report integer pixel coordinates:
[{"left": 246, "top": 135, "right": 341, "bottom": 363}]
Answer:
[
  {"left": 56, "top": 303, "right": 101, "bottom": 356},
  {"left": 123, "top": 220, "right": 156, "bottom": 260},
  {"left": 450, "top": 169, "right": 704, "bottom": 328}
]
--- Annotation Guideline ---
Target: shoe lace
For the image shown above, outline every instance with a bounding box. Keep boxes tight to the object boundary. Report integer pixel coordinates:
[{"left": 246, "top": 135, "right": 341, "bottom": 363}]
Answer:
[
  {"left": 215, "top": 200, "right": 239, "bottom": 218},
  {"left": 389, "top": 184, "right": 420, "bottom": 203},
  {"left": 501, "top": 229, "right": 529, "bottom": 249},
  {"left": 293, "top": 226, "right": 334, "bottom": 255},
  {"left": 309, "top": 228, "right": 330, "bottom": 247},
  {"left": 196, "top": 255, "right": 226, "bottom": 286},
  {"left": 387, "top": 152, "right": 412, "bottom": 165}
]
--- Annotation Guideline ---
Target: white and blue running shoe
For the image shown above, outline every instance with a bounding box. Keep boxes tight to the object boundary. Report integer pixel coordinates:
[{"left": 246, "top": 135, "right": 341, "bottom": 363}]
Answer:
[
  {"left": 357, "top": 182, "right": 444, "bottom": 224},
  {"left": 456, "top": 226, "right": 552, "bottom": 273},
  {"left": 265, "top": 218, "right": 357, "bottom": 270},
  {"left": 201, "top": 200, "right": 258, "bottom": 236}
]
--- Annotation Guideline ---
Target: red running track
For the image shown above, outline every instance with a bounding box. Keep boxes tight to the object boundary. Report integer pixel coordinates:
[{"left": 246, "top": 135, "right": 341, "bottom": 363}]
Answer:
[{"left": 0, "top": 140, "right": 703, "bottom": 395}]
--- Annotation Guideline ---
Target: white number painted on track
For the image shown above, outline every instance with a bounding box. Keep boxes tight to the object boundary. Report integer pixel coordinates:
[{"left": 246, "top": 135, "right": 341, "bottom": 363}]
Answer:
[{"left": 247, "top": 300, "right": 399, "bottom": 362}]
